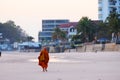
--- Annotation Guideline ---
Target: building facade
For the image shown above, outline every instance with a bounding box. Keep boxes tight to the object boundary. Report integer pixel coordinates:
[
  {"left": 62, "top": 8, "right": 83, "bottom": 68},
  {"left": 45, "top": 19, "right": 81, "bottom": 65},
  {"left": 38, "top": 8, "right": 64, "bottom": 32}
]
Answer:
[
  {"left": 39, "top": 19, "right": 69, "bottom": 42},
  {"left": 98, "top": 0, "right": 120, "bottom": 21},
  {"left": 58, "top": 22, "right": 78, "bottom": 42}
]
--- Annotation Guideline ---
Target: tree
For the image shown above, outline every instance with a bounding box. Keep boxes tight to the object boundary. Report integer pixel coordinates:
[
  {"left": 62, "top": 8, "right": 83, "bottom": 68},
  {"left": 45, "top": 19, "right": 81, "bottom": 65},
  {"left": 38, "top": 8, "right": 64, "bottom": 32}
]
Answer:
[
  {"left": 52, "top": 27, "right": 66, "bottom": 41},
  {"left": 106, "top": 12, "right": 120, "bottom": 33},
  {"left": 76, "top": 17, "right": 96, "bottom": 42},
  {"left": 71, "top": 34, "right": 82, "bottom": 41},
  {"left": 97, "top": 22, "right": 110, "bottom": 39},
  {"left": 0, "top": 20, "right": 28, "bottom": 43},
  {"left": 27, "top": 36, "right": 34, "bottom": 42},
  {"left": 105, "top": 11, "right": 120, "bottom": 41},
  {"left": 59, "top": 31, "right": 66, "bottom": 41}
]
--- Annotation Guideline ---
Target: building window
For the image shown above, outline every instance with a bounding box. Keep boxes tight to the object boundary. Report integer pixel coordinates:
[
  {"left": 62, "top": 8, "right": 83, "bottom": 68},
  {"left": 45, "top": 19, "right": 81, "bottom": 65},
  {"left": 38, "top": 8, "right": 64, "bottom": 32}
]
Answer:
[
  {"left": 43, "top": 25, "right": 55, "bottom": 28},
  {"left": 109, "top": 0, "right": 117, "bottom": 5},
  {"left": 99, "top": 14, "right": 102, "bottom": 19},
  {"left": 43, "top": 29, "right": 53, "bottom": 31},
  {"left": 70, "top": 28, "right": 74, "bottom": 32},
  {"left": 42, "top": 20, "right": 54, "bottom": 23},
  {"left": 55, "top": 20, "right": 69, "bottom": 23},
  {"left": 99, "top": 7, "right": 102, "bottom": 11},
  {"left": 98, "top": 0, "right": 102, "bottom": 4}
]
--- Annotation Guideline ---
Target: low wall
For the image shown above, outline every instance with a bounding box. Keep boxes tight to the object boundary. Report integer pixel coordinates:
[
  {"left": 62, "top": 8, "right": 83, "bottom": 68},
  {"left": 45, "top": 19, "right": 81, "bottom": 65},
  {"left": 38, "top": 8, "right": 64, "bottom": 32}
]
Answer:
[{"left": 65, "top": 43, "right": 120, "bottom": 52}]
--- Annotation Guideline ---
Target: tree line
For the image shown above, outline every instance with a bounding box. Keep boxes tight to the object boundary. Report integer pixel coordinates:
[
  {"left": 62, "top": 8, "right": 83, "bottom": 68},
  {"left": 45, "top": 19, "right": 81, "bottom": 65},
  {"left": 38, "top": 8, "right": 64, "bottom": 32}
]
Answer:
[
  {"left": 52, "top": 12, "right": 120, "bottom": 43},
  {"left": 0, "top": 20, "right": 29, "bottom": 43}
]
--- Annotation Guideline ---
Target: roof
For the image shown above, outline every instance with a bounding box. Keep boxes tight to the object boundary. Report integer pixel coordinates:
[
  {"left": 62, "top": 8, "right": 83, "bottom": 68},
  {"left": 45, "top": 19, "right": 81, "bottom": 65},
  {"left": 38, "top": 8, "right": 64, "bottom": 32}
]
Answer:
[
  {"left": 91, "top": 20, "right": 103, "bottom": 24},
  {"left": 19, "top": 42, "right": 41, "bottom": 47},
  {"left": 58, "top": 22, "right": 78, "bottom": 28},
  {"left": 58, "top": 20, "right": 102, "bottom": 28}
]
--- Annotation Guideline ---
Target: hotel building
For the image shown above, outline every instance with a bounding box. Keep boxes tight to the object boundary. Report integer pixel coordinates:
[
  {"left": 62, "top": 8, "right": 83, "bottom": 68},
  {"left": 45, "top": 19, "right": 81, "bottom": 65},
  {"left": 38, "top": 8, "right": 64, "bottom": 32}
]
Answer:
[
  {"left": 38, "top": 19, "right": 69, "bottom": 42},
  {"left": 98, "top": 0, "right": 120, "bottom": 21}
]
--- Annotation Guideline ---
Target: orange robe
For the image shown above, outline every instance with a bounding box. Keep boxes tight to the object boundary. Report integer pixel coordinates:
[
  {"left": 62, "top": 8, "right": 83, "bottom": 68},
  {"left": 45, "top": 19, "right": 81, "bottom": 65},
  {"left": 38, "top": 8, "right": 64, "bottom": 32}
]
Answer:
[{"left": 38, "top": 48, "right": 49, "bottom": 70}]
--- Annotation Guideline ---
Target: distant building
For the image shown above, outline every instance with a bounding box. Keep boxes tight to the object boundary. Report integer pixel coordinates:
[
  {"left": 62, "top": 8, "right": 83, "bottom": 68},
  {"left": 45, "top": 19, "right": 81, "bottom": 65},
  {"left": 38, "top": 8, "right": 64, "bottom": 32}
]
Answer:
[
  {"left": 58, "top": 22, "right": 78, "bottom": 42},
  {"left": 18, "top": 41, "right": 41, "bottom": 52},
  {"left": 0, "top": 33, "right": 11, "bottom": 50},
  {"left": 98, "top": 0, "right": 120, "bottom": 21},
  {"left": 38, "top": 19, "right": 69, "bottom": 42}
]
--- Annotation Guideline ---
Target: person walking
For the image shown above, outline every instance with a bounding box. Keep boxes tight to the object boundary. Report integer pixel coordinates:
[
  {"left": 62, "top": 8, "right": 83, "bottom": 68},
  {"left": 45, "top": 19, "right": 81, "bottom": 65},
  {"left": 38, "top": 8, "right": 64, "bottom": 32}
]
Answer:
[{"left": 38, "top": 47, "right": 49, "bottom": 72}]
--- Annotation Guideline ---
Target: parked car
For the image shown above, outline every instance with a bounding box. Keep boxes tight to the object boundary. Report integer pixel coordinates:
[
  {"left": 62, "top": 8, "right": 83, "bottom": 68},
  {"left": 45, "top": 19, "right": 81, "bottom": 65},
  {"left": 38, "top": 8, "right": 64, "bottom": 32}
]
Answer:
[
  {"left": 116, "top": 40, "right": 120, "bottom": 44},
  {"left": 97, "top": 38, "right": 110, "bottom": 43}
]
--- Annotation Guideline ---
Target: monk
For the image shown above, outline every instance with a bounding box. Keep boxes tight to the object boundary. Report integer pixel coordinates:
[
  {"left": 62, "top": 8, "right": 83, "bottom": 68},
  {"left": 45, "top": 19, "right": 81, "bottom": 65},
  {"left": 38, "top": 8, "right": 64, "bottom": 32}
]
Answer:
[{"left": 38, "top": 47, "right": 49, "bottom": 72}]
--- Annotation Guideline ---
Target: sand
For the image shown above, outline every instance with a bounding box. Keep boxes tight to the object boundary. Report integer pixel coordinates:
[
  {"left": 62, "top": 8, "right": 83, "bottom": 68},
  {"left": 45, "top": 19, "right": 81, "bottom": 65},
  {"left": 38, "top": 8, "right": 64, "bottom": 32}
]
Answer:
[{"left": 0, "top": 51, "right": 120, "bottom": 80}]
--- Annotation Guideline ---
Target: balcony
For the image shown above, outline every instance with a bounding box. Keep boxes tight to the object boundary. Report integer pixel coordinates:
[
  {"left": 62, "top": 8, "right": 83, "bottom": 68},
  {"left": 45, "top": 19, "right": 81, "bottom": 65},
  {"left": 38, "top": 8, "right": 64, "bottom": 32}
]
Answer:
[
  {"left": 109, "top": 0, "right": 117, "bottom": 6},
  {"left": 109, "top": 7, "right": 117, "bottom": 13},
  {"left": 98, "top": 0, "right": 102, "bottom": 4}
]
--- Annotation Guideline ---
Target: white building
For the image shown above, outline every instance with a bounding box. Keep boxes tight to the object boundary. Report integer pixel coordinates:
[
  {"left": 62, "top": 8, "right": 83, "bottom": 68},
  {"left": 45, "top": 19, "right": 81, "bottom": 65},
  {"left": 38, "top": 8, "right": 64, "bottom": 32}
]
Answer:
[
  {"left": 98, "top": 0, "right": 120, "bottom": 21},
  {"left": 59, "top": 22, "right": 78, "bottom": 42}
]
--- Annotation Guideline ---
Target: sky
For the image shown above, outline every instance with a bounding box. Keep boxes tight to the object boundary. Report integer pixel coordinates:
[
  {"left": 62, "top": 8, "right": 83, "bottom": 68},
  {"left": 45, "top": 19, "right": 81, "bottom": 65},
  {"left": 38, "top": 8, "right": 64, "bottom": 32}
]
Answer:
[{"left": 0, "top": 0, "right": 98, "bottom": 42}]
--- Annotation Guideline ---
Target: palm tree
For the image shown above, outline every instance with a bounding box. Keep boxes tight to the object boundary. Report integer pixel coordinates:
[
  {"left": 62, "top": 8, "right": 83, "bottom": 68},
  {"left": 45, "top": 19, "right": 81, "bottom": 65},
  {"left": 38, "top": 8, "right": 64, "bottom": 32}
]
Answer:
[
  {"left": 105, "top": 12, "right": 120, "bottom": 42},
  {"left": 106, "top": 12, "right": 120, "bottom": 33},
  {"left": 97, "top": 22, "right": 110, "bottom": 39},
  {"left": 27, "top": 36, "right": 34, "bottom": 42},
  {"left": 52, "top": 27, "right": 66, "bottom": 41},
  {"left": 76, "top": 17, "right": 96, "bottom": 42},
  {"left": 52, "top": 27, "right": 61, "bottom": 41}
]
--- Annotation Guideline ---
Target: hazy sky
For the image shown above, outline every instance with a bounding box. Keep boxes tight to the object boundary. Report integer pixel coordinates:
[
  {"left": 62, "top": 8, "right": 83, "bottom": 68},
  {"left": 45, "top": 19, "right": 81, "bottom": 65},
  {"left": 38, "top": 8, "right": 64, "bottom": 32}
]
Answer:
[{"left": 0, "top": 0, "right": 98, "bottom": 41}]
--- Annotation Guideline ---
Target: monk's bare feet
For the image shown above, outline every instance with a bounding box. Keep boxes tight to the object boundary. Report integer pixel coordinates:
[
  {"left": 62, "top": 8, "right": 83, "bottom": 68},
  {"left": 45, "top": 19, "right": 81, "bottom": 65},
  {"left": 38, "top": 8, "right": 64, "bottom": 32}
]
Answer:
[
  {"left": 43, "top": 68, "right": 45, "bottom": 72},
  {"left": 42, "top": 68, "right": 47, "bottom": 72}
]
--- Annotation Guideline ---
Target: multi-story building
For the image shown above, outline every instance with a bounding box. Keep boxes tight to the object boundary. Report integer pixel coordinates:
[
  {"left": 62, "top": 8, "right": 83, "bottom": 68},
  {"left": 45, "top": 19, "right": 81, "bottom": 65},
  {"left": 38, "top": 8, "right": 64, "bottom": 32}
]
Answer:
[
  {"left": 38, "top": 19, "right": 69, "bottom": 42},
  {"left": 98, "top": 0, "right": 120, "bottom": 21}
]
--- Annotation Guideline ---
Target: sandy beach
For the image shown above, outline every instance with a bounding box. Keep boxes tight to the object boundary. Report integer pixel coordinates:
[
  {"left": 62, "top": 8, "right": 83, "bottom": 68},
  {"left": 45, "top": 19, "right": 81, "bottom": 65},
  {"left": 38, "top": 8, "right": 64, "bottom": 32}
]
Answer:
[{"left": 0, "top": 51, "right": 120, "bottom": 80}]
